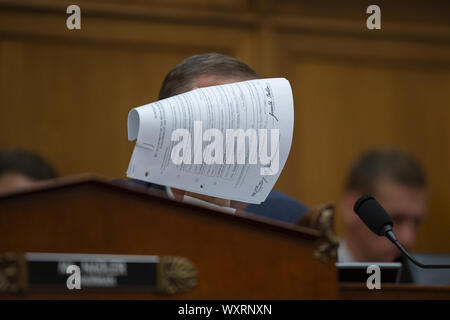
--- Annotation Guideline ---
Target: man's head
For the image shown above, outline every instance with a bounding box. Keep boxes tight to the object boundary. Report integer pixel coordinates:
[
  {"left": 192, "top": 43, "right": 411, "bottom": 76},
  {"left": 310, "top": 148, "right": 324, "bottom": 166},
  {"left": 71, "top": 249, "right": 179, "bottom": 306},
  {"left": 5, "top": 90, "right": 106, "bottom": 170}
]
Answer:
[
  {"left": 159, "top": 53, "right": 258, "bottom": 208},
  {"left": 340, "top": 147, "right": 428, "bottom": 262},
  {"left": 0, "top": 149, "right": 57, "bottom": 193},
  {"left": 158, "top": 53, "right": 258, "bottom": 100}
]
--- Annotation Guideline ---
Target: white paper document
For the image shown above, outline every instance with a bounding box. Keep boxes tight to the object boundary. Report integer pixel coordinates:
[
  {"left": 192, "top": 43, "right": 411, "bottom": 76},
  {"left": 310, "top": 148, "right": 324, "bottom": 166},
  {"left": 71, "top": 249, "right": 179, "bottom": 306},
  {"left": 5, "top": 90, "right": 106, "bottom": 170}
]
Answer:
[{"left": 126, "top": 78, "right": 294, "bottom": 204}]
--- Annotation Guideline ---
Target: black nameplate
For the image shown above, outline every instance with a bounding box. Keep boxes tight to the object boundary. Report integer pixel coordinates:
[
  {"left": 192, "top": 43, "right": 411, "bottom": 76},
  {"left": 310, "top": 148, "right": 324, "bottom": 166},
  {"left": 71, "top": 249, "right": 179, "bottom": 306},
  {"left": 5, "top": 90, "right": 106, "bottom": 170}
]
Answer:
[{"left": 26, "top": 253, "right": 158, "bottom": 291}]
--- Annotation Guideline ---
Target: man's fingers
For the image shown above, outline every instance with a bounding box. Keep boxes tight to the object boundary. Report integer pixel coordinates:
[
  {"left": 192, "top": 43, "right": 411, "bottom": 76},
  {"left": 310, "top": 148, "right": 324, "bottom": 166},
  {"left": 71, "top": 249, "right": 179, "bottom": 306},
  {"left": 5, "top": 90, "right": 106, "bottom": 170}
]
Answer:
[{"left": 185, "top": 191, "right": 230, "bottom": 207}]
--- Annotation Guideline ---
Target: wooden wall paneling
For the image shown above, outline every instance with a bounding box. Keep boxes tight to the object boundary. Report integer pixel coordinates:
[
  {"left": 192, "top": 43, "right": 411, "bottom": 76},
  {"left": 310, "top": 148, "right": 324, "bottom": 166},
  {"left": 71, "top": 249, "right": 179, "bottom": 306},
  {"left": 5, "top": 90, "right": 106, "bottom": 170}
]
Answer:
[
  {"left": 0, "top": 5, "right": 258, "bottom": 179},
  {"left": 1, "top": 0, "right": 450, "bottom": 253},
  {"left": 273, "top": 32, "right": 450, "bottom": 252}
]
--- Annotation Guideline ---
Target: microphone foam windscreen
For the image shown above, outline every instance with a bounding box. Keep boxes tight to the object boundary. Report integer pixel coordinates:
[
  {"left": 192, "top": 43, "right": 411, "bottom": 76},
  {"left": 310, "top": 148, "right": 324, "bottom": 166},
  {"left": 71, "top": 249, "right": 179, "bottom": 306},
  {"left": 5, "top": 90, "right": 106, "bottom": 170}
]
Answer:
[{"left": 353, "top": 195, "right": 393, "bottom": 236}]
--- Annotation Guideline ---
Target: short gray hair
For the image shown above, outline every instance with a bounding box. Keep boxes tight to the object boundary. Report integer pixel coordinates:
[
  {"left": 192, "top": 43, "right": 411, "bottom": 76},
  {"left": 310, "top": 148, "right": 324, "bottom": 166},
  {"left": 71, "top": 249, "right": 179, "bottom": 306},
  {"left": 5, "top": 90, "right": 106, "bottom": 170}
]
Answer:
[{"left": 158, "top": 53, "right": 258, "bottom": 100}]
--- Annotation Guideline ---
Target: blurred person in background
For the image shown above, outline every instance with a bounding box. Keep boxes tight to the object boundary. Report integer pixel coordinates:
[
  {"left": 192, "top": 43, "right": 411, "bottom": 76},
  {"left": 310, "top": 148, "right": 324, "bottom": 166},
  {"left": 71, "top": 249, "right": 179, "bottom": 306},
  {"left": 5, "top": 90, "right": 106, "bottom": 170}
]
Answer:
[
  {"left": 338, "top": 147, "right": 428, "bottom": 281},
  {"left": 0, "top": 149, "right": 57, "bottom": 193}
]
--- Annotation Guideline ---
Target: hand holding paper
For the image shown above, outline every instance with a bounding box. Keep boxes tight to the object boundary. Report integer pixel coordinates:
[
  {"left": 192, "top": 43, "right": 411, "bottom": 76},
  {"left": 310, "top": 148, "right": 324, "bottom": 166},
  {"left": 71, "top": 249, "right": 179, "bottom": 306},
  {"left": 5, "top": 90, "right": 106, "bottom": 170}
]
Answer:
[{"left": 127, "top": 78, "right": 294, "bottom": 204}]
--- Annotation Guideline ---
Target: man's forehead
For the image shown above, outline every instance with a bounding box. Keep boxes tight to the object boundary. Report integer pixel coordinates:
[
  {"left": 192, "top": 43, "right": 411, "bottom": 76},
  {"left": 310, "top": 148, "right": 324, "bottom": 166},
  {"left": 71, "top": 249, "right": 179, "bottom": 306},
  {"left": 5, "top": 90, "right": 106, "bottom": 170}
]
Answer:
[
  {"left": 373, "top": 177, "right": 428, "bottom": 216},
  {"left": 193, "top": 74, "right": 255, "bottom": 89},
  {"left": 0, "top": 172, "right": 36, "bottom": 193}
]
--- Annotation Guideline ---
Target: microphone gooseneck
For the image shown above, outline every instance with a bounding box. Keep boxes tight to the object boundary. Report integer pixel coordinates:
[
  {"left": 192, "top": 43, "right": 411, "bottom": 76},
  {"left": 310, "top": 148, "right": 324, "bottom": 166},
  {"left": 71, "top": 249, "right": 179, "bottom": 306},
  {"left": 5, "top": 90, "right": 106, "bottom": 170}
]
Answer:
[{"left": 354, "top": 195, "right": 450, "bottom": 269}]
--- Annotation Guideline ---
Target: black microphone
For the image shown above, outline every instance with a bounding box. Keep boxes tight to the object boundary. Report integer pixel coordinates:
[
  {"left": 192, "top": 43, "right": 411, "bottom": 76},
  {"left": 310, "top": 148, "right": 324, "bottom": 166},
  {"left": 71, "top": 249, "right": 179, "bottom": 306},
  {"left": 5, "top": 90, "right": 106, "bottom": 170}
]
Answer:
[{"left": 354, "top": 194, "right": 450, "bottom": 269}]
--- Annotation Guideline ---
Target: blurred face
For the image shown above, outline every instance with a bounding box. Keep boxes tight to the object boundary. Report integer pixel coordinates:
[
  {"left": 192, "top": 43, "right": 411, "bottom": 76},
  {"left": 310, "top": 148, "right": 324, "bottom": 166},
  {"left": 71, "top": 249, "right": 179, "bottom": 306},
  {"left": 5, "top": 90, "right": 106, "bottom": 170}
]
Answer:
[
  {"left": 0, "top": 172, "right": 37, "bottom": 193},
  {"left": 342, "top": 178, "right": 428, "bottom": 262}
]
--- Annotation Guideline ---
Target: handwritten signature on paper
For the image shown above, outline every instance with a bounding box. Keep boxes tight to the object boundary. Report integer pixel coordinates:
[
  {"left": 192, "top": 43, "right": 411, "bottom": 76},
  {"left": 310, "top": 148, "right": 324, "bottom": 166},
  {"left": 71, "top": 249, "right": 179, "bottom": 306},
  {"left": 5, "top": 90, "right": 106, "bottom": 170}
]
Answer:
[
  {"left": 265, "top": 85, "right": 279, "bottom": 122},
  {"left": 251, "top": 177, "right": 268, "bottom": 197}
]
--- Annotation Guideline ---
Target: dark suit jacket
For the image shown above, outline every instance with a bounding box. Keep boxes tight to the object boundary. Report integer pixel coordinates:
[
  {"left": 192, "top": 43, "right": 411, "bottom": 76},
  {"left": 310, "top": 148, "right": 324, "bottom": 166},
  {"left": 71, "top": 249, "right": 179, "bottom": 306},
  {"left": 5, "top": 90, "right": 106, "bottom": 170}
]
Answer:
[{"left": 116, "top": 179, "right": 309, "bottom": 224}]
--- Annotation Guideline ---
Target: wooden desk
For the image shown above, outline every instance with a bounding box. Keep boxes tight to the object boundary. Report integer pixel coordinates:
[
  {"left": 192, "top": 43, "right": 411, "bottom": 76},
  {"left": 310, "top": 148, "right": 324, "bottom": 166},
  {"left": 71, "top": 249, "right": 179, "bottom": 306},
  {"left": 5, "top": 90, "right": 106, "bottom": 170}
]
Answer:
[{"left": 0, "top": 175, "right": 338, "bottom": 299}]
